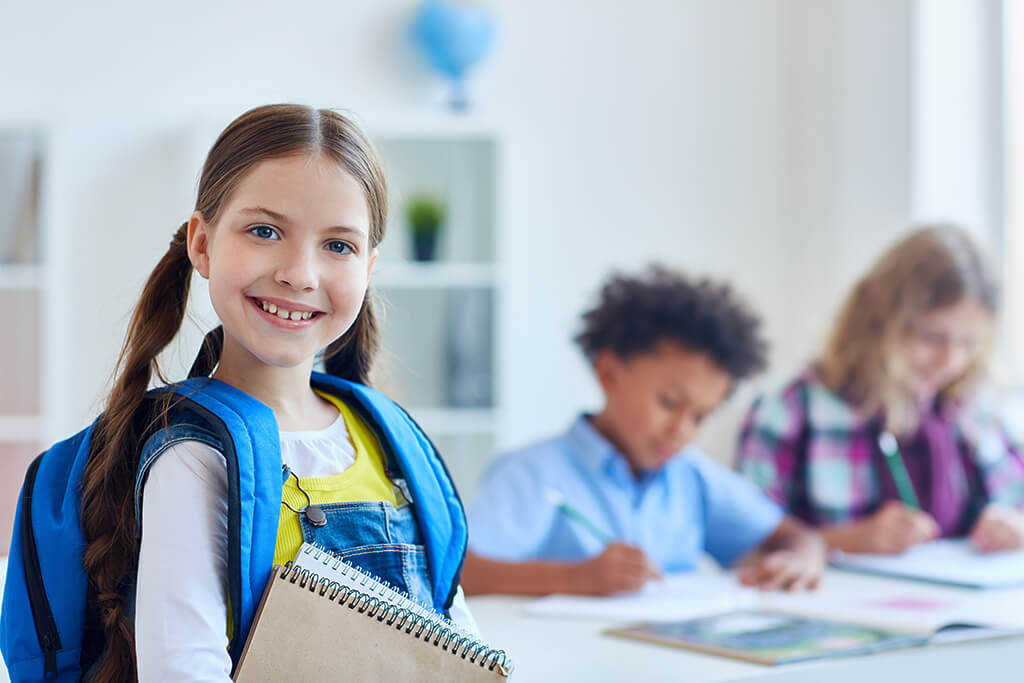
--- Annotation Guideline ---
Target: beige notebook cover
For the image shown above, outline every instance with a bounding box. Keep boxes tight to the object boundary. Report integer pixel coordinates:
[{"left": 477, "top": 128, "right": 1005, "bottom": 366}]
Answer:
[{"left": 233, "top": 565, "right": 511, "bottom": 682}]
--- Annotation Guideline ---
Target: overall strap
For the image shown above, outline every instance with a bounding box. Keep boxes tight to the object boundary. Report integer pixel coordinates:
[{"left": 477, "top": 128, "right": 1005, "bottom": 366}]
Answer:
[{"left": 309, "top": 372, "right": 468, "bottom": 611}]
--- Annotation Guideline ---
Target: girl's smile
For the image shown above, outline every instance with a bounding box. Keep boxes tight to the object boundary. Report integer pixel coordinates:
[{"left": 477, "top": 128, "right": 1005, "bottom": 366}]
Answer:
[{"left": 250, "top": 296, "right": 326, "bottom": 328}]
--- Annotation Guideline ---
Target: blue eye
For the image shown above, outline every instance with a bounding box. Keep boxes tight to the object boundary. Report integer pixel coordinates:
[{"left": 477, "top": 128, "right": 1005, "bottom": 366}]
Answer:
[
  {"left": 326, "top": 240, "right": 352, "bottom": 255},
  {"left": 249, "top": 224, "right": 279, "bottom": 240}
]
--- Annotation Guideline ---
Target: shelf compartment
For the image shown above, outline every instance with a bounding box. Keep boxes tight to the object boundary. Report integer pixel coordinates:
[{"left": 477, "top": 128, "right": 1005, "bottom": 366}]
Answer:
[
  {"left": 0, "top": 416, "right": 43, "bottom": 441},
  {"left": 0, "top": 264, "right": 44, "bottom": 290},
  {"left": 0, "top": 289, "right": 41, "bottom": 415},
  {"left": 373, "top": 136, "right": 496, "bottom": 263},
  {"left": 373, "top": 287, "right": 494, "bottom": 410}
]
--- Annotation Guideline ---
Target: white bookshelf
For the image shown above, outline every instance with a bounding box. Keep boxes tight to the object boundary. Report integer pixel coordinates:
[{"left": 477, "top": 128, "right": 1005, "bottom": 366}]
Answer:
[
  {"left": 369, "top": 122, "right": 503, "bottom": 500},
  {"left": 0, "top": 128, "right": 51, "bottom": 551}
]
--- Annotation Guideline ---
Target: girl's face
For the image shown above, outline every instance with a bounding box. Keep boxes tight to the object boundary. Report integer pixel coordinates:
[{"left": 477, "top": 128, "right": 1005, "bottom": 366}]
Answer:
[
  {"left": 188, "top": 154, "right": 376, "bottom": 373},
  {"left": 902, "top": 298, "right": 990, "bottom": 401}
]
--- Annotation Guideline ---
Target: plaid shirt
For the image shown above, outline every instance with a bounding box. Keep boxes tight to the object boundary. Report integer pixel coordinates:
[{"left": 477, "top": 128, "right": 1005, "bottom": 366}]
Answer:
[{"left": 736, "top": 369, "right": 1024, "bottom": 527}]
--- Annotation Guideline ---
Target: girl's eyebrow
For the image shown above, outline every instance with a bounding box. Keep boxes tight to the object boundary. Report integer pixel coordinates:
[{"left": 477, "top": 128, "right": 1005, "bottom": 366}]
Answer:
[
  {"left": 325, "top": 225, "right": 369, "bottom": 239},
  {"left": 240, "top": 206, "right": 289, "bottom": 222}
]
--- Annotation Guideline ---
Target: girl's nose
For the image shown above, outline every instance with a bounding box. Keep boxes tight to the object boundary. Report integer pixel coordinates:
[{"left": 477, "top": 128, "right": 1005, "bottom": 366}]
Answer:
[{"left": 275, "top": 249, "right": 317, "bottom": 291}]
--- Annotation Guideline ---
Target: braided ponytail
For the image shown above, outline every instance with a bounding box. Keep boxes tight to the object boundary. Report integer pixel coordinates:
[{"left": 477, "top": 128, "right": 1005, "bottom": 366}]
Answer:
[{"left": 80, "top": 223, "right": 192, "bottom": 681}]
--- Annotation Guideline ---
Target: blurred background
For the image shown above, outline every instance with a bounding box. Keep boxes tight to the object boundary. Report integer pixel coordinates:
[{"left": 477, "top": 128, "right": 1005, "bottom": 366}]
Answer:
[{"left": 1, "top": 0, "right": 1023, "bottom": 553}]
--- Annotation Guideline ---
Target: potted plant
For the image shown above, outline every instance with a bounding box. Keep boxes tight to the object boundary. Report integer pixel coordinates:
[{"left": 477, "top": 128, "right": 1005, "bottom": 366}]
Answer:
[{"left": 405, "top": 193, "right": 446, "bottom": 261}]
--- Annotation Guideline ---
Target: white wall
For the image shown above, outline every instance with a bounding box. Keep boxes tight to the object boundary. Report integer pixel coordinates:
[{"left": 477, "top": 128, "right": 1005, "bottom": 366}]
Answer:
[
  {"left": 911, "top": 0, "right": 1002, "bottom": 249},
  {"left": 773, "top": 0, "right": 915, "bottom": 376},
  {"left": 3, "top": 0, "right": 984, "bottom": 470}
]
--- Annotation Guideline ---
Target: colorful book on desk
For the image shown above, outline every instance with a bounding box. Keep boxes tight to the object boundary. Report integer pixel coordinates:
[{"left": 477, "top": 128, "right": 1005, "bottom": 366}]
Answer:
[
  {"left": 233, "top": 543, "right": 512, "bottom": 682},
  {"left": 605, "top": 610, "right": 938, "bottom": 665},
  {"left": 831, "top": 539, "right": 1024, "bottom": 589}
]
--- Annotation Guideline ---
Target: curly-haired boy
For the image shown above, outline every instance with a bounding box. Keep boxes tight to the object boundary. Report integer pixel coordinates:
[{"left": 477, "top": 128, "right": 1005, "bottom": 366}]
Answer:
[{"left": 462, "top": 266, "right": 825, "bottom": 596}]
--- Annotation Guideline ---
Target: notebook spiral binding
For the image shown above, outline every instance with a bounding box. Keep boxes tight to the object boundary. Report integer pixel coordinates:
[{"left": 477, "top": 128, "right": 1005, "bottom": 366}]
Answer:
[
  {"left": 301, "top": 542, "right": 437, "bottom": 622},
  {"left": 283, "top": 545, "right": 511, "bottom": 674}
]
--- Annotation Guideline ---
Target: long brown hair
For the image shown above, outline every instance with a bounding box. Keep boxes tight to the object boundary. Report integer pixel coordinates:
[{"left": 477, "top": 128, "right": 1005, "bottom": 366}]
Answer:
[
  {"left": 80, "top": 104, "right": 388, "bottom": 680},
  {"left": 818, "top": 224, "right": 998, "bottom": 434}
]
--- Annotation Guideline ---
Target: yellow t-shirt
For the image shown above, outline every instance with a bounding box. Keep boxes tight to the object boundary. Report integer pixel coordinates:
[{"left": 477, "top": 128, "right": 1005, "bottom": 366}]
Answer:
[{"left": 272, "top": 391, "right": 399, "bottom": 566}]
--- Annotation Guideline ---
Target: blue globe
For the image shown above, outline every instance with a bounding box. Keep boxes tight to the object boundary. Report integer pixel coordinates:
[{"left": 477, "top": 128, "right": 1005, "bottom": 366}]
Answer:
[{"left": 410, "top": 0, "right": 496, "bottom": 110}]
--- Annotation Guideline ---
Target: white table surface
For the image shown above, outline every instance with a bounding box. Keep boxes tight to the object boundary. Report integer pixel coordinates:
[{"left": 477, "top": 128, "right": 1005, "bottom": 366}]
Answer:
[
  {"left": 466, "top": 568, "right": 1024, "bottom": 683},
  {"left": 2, "top": 559, "right": 1023, "bottom": 682}
]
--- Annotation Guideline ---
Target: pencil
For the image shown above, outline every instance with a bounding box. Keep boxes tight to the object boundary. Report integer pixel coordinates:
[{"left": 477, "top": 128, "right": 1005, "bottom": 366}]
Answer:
[
  {"left": 878, "top": 431, "right": 921, "bottom": 509},
  {"left": 544, "top": 488, "right": 613, "bottom": 545}
]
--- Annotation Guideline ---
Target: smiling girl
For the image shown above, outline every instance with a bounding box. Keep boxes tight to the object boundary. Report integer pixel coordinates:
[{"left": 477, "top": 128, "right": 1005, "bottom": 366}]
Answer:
[
  {"left": 737, "top": 225, "right": 1024, "bottom": 555},
  {"left": 66, "top": 104, "right": 476, "bottom": 681}
]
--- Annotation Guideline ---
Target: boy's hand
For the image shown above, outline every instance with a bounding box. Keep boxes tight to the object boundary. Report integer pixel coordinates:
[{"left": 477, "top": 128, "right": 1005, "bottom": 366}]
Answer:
[
  {"left": 575, "top": 542, "right": 662, "bottom": 595},
  {"left": 843, "top": 502, "right": 939, "bottom": 555},
  {"left": 736, "top": 516, "right": 826, "bottom": 591},
  {"left": 737, "top": 548, "right": 824, "bottom": 592},
  {"left": 970, "top": 504, "right": 1024, "bottom": 553}
]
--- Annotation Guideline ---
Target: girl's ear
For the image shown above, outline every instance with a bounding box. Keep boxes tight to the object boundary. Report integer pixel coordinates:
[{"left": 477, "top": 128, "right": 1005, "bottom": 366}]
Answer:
[{"left": 187, "top": 211, "right": 212, "bottom": 279}]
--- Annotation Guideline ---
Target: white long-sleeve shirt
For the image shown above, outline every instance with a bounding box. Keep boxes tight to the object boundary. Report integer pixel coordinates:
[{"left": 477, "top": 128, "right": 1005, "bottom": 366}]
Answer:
[{"left": 134, "top": 417, "right": 479, "bottom": 682}]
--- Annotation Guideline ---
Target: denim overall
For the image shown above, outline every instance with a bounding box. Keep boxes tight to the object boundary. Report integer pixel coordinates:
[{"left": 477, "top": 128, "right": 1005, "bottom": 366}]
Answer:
[{"left": 285, "top": 464, "right": 434, "bottom": 607}]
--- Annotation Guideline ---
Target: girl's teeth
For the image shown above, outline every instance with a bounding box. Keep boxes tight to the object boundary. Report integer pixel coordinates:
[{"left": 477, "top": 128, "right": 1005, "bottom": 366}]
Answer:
[{"left": 259, "top": 299, "right": 315, "bottom": 321}]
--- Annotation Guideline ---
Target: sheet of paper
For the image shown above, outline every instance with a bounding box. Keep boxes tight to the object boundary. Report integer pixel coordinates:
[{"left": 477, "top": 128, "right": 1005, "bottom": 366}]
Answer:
[
  {"left": 831, "top": 539, "right": 1024, "bottom": 589},
  {"left": 525, "top": 572, "right": 759, "bottom": 621}
]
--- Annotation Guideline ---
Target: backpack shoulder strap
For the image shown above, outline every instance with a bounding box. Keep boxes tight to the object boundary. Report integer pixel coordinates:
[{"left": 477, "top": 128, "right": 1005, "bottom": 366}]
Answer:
[{"left": 148, "top": 378, "right": 281, "bottom": 667}]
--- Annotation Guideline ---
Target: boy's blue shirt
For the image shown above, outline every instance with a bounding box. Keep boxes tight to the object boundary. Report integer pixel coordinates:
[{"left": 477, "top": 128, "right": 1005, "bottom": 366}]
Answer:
[{"left": 468, "top": 415, "right": 784, "bottom": 571}]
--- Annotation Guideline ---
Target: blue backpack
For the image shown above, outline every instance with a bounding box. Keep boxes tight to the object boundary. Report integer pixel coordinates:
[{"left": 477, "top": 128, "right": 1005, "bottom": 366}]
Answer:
[{"left": 0, "top": 372, "right": 468, "bottom": 681}]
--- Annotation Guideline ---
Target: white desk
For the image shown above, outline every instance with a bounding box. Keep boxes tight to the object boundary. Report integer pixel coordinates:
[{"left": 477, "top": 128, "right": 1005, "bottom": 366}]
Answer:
[
  {"left": 466, "top": 569, "right": 1024, "bottom": 683},
  {"left": 1, "top": 561, "right": 1022, "bottom": 682}
]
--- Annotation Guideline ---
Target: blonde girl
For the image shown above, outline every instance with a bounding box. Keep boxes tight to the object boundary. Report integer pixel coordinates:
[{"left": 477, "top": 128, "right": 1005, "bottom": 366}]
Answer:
[{"left": 737, "top": 225, "right": 1024, "bottom": 555}]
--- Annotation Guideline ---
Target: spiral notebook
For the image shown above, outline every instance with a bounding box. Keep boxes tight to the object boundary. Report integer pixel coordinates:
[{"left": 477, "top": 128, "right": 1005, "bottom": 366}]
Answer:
[{"left": 233, "top": 543, "right": 512, "bottom": 682}]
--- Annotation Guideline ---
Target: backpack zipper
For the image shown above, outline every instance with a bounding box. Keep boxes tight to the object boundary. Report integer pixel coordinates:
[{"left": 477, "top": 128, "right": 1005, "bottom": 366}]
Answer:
[{"left": 20, "top": 453, "right": 62, "bottom": 680}]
